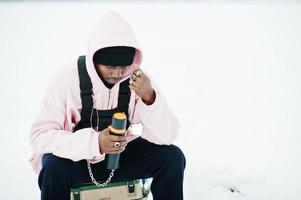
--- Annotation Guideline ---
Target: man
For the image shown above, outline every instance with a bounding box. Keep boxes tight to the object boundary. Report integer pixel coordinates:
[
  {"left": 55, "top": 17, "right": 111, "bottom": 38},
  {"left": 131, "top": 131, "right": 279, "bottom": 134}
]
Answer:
[{"left": 29, "top": 11, "right": 185, "bottom": 200}]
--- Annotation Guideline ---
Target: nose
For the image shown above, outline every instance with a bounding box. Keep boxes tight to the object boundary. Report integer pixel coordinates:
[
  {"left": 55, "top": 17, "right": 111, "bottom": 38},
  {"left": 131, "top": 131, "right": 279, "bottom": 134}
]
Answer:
[{"left": 111, "top": 67, "right": 123, "bottom": 78}]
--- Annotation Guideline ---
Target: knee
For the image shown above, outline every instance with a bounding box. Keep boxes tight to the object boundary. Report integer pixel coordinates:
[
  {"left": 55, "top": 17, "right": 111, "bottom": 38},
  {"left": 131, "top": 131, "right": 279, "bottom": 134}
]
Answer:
[{"left": 164, "top": 145, "right": 186, "bottom": 170}]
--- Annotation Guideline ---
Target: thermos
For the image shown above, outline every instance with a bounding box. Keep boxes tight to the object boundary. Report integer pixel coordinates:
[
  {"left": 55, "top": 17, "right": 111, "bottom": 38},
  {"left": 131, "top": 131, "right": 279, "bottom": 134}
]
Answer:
[{"left": 106, "top": 112, "right": 127, "bottom": 170}]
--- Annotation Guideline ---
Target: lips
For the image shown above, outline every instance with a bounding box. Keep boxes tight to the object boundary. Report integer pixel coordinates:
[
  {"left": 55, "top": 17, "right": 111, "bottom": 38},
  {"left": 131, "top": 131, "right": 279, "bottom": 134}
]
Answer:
[{"left": 107, "top": 78, "right": 121, "bottom": 83}]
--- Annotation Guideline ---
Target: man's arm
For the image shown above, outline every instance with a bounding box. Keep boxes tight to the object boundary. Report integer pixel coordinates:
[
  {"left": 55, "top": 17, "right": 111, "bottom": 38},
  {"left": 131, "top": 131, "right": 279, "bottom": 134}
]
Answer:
[
  {"left": 29, "top": 71, "right": 103, "bottom": 162},
  {"left": 129, "top": 69, "right": 180, "bottom": 145}
]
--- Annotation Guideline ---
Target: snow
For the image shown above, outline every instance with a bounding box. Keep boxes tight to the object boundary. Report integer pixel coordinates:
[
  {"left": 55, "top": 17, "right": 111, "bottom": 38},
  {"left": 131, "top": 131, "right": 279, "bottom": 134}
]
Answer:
[{"left": 0, "top": 1, "right": 301, "bottom": 199}]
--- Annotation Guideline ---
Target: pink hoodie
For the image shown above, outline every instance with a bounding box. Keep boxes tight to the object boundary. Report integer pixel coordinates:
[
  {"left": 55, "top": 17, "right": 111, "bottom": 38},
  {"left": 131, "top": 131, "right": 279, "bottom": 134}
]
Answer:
[{"left": 29, "top": 12, "right": 180, "bottom": 174}]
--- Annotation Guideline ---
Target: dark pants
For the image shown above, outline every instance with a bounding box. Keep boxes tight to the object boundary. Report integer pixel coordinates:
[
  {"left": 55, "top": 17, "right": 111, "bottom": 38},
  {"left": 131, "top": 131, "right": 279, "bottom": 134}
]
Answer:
[{"left": 38, "top": 137, "right": 186, "bottom": 200}]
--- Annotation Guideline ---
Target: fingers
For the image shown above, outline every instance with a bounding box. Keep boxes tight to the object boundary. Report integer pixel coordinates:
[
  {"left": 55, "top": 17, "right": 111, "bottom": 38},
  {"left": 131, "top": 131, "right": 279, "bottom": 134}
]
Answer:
[
  {"left": 129, "top": 69, "right": 143, "bottom": 85},
  {"left": 130, "top": 79, "right": 139, "bottom": 88},
  {"left": 99, "top": 128, "right": 128, "bottom": 154},
  {"left": 108, "top": 141, "right": 127, "bottom": 154},
  {"left": 134, "top": 69, "right": 143, "bottom": 77},
  {"left": 113, "top": 141, "right": 127, "bottom": 148},
  {"left": 109, "top": 134, "right": 126, "bottom": 142},
  {"left": 109, "top": 134, "right": 127, "bottom": 153},
  {"left": 111, "top": 138, "right": 127, "bottom": 148},
  {"left": 105, "top": 142, "right": 126, "bottom": 154}
]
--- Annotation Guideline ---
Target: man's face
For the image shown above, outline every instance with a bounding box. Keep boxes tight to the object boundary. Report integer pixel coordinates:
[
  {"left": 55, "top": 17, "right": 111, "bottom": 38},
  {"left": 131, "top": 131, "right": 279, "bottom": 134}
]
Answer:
[{"left": 95, "top": 64, "right": 130, "bottom": 84}]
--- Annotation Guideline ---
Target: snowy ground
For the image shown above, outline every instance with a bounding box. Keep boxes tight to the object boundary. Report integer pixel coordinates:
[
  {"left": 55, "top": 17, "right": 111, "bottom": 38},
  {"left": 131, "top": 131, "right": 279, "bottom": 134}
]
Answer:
[{"left": 1, "top": 1, "right": 301, "bottom": 199}]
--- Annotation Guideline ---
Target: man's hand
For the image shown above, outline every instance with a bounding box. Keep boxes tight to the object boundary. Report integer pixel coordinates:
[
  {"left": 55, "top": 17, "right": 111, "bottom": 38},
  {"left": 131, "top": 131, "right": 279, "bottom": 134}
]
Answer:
[
  {"left": 98, "top": 128, "right": 127, "bottom": 154},
  {"left": 129, "top": 69, "right": 156, "bottom": 105}
]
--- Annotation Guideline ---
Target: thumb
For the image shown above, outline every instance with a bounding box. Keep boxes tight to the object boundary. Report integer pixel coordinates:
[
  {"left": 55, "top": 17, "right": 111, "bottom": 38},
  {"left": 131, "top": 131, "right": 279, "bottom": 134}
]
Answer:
[{"left": 101, "top": 127, "right": 109, "bottom": 135}]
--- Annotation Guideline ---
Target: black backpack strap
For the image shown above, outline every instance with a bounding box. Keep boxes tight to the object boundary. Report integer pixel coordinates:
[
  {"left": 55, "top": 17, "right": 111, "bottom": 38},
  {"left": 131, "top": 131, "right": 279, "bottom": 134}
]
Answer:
[
  {"left": 74, "top": 56, "right": 94, "bottom": 131},
  {"left": 117, "top": 78, "right": 131, "bottom": 129},
  {"left": 118, "top": 78, "right": 131, "bottom": 113}
]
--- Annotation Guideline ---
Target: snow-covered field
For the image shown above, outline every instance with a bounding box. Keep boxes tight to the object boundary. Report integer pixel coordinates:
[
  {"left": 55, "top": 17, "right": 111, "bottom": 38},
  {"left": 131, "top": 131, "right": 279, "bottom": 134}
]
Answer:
[{"left": 1, "top": 1, "right": 301, "bottom": 199}]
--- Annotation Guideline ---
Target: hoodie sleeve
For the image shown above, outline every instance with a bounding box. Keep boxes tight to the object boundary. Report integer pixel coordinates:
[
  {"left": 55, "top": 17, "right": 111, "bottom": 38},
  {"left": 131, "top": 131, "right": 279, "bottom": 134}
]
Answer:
[
  {"left": 130, "top": 75, "right": 180, "bottom": 145},
  {"left": 29, "top": 71, "right": 104, "bottom": 162}
]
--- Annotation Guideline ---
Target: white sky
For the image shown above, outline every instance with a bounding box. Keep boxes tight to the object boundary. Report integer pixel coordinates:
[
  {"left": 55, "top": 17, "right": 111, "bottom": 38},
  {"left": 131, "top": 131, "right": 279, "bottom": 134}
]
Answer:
[{"left": 0, "top": 1, "right": 301, "bottom": 199}]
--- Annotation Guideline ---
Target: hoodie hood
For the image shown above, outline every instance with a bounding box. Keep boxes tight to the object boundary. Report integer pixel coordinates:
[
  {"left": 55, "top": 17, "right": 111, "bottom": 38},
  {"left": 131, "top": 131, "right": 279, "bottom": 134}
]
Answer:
[{"left": 86, "top": 12, "right": 142, "bottom": 90}]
